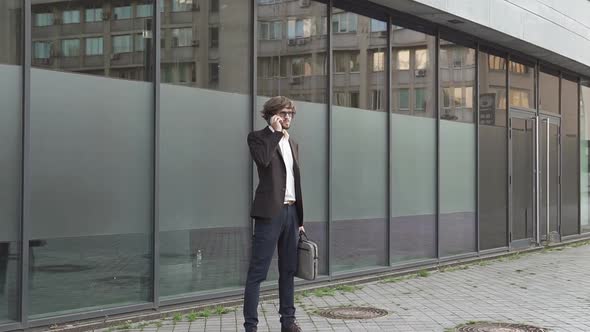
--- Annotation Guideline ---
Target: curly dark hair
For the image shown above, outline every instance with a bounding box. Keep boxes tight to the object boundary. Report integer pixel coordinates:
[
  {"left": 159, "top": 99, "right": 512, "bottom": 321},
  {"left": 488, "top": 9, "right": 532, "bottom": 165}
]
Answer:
[{"left": 260, "top": 96, "right": 296, "bottom": 122}]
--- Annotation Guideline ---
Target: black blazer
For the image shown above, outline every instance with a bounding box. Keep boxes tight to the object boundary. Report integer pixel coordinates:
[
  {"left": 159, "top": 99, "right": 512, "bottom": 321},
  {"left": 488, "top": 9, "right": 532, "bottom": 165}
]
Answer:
[{"left": 248, "top": 127, "right": 304, "bottom": 226}]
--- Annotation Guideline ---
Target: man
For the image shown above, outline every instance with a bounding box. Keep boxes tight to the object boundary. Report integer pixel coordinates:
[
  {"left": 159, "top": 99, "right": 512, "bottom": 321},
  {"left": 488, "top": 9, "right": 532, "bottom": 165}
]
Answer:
[{"left": 243, "top": 96, "right": 304, "bottom": 332}]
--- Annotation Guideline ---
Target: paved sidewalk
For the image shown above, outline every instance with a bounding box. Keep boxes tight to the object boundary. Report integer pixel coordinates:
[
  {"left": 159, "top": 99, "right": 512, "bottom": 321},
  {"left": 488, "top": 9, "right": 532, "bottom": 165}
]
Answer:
[{"left": 98, "top": 243, "right": 590, "bottom": 332}]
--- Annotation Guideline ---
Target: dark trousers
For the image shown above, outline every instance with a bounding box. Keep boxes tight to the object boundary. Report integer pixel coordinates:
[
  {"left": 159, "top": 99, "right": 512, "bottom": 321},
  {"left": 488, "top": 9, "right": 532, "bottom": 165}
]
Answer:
[{"left": 243, "top": 204, "right": 298, "bottom": 331}]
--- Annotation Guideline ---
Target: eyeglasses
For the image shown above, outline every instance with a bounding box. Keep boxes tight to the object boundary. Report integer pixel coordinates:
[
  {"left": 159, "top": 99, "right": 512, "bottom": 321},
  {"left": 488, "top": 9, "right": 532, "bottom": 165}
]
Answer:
[{"left": 278, "top": 111, "right": 296, "bottom": 119}]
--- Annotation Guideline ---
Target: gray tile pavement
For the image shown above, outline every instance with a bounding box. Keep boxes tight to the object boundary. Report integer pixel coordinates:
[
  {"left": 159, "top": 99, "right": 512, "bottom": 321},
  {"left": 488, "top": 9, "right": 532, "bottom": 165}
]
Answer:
[{"left": 95, "top": 243, "right": 590, "bottom": 332}]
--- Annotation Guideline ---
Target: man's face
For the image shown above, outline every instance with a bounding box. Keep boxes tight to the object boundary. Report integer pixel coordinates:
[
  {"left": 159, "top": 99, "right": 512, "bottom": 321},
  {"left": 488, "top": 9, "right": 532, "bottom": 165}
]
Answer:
[{"left": 276, "top": 106, "right": 296, "bottom": 130}]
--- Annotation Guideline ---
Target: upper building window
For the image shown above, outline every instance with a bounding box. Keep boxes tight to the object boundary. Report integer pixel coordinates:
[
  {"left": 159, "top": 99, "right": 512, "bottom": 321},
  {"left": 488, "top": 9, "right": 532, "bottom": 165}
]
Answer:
[
  {"left": 332, "top": 12, "right": 357, "bottom": 33},
  {"left": 135, "top": 34, "right": 145, "bottom": 51},
  {"left": 488, "top": 54, "right": 506, "bottom": 71},
  {"left": 396, "top": 50, "right": 410, "bottom": 70},
  {"left": 86, "top": 37, "right": 103, "bottom": 56},
  {"left": 209, "top": 27, "right": 219, "bottom": 48},
  {"left": 172, "top": 28, "right": 193, "bottom": 47},
  {"left": 372, "top": 51, "right": 384, "bottom": 72},
  {"left": 172, "top": 0, "right": 193, "bottom": 12},
  {"left": 61, "top": 39, "right": 80, "bottom": 57},
  {"left": 415, "top": 49, "right": 428, "bottom": 70},
  {"left": 63, "top": 10, "right": 80, "bottom": 24},
  {"left": 334, "top": 51, "right": 359, "bottom": 73},
  {"left": 210, "top": 0, "right": 219, "bottom": 13},
  {"left": 287, "top": 18, "right": 311, "bottom": 39},
  {"left": 112, "top": 34, "right": 132, "bottom": 53},
  {"left": 35, "top": 13, "right": 54, "bottom": 27},
  {"left": 33, "top": 41, "right": 52, "bottom": 59},
  {"left": 114, "top": 6, "right": 132, "bottom": 20},
  {"left": 415, "top": 88, "right": 426, "bottom": 111},
  {"left": 291, "top": 57, "right": 312, "bottom": 76},
  {"left": 259, "top": 21, "right": 282, "bottom": 40},
  {"left": 209, "top": 62, "right": 219, "bottom": 84},
  {"left": 85, "top": 8, "right": 103, "bottom": 22},
  {"left": 258, "top": 0, "right": 281, "bottom": 4},
  {"left": 371, "top": 90, "right": 383, "bottom": 110},
  {"left": 370, "top": 19, "right": 386, "bottom": 32},
  {"left": 136, "top": 4, "right": 152, "bottom": 17},
  {"left": 510, "top": 62, "right": 528, "bottom": 74}
]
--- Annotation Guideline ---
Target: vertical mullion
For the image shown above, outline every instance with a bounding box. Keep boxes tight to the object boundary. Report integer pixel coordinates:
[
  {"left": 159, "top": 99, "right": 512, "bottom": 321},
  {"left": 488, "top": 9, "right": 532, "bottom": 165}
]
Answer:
[
  {"left": 21, "top": 0, "right": 32, "bottom": 326},
  {"left": 327, "top": 0, "right": 333, "bottom": 278},
  {"left": 435, "top": 29, "right": 440, "bottom": 260},
  {"left": 578, "top": 79, "right": 582, "bottom": 235},
  {"left": 152, "top": 0, "right": 161, "bottom": 308},
  {"left": 249, "top": 0, "right": 256, "bottom": 241},
  {"left": 535, "top": 60, "right": 540, "bottom": 244},
  {"left": 386, "top": 16, "right": 392, "bottom": 266},
  {"left": 558, "top": 73, "right": 562, "bottom": 237},
  {"left": 506, "top": 53, "right": 512, "bottom": 248},
  {"left": 475, "top": 43, "right": 480, "bottom": 253}
]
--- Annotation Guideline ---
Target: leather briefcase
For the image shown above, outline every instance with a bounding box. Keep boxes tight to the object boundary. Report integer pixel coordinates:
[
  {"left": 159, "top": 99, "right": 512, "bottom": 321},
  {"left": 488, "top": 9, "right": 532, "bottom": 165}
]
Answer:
[{"left": 296, "top": 230, "right": 318, "bottom": 281}]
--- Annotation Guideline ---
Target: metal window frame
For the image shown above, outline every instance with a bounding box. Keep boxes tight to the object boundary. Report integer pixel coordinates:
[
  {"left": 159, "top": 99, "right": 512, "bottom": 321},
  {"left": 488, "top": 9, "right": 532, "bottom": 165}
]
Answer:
[
  {"left": 435, "top": 28, "right": 441, "bottom": 260},
  {"left": 20, "top": 0, "right": 32, "bottom": 327},
  {"left": 327, "top": 0, "right": 333, "bottom": 278},
  {"left": 475, "top": 43, "right": 480, "bottom": 253},
  {"left": 152, "top": 0, "right": 161, "bottom": 308},
  {"left": 386, "top": 15, "right": 392, "bottom": 266},
  {"left": 578, "top": 78, "right": 582, "bottom": 235}
]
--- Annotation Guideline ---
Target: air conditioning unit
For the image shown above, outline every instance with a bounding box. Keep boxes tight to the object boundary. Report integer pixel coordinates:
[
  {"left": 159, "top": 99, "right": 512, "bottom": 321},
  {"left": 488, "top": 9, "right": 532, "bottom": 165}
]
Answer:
[
  {"left": 192, "top": 40, "right": 199, "bottom": 46},
  {"left": 111, "top": 53, "right": 120, "bottom": 60},
  {"left": 287, "top": 39, "right": 296, "bottom": 46},
  {"left": 296, "top": 38, "right": 306, "bottom": 45},
  {"left": 414, "top": 69, "right": 426, "bottom": 77},
  {"left": 289, "top": 76, "right": 302, "bottom": 85},
  {"left": 299, "top": 0, "right": 311, "bottom": 7}
]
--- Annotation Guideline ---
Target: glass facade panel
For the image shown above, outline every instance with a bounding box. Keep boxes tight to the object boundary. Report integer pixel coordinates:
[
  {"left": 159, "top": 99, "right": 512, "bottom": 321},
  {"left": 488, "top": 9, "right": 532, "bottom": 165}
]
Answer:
[
  {"left": 539, "top": 70, "right": 559, "bottom": 114},
  {"left": 0, "top": 0, "right": 22, "bottom": 323},
  {"left": 439, "top": 40, "right": 476, "bottom": 256},
  {"left": 581, "top": 84, "right": 590, "bottom": 233},
  {"left": 29, "top": 0, "right": 154, "bottom": 318},
  {"left": 332, "top": 9, "right": 387, "bottom": 272},
  {"left": 391, "top": 27, "right": 436, "bottom": 262},
  {"left": 159, "top": 0, "right": 252, "bottom": 298},
  {"left": 562, "top": 78, "right": 579, "bottom": 236},
  {"left": 256, "top": 1, "right": 328, "bottom": 277},
  {"left": 479, "top": 51, "right": 508, "bottom": 250}
]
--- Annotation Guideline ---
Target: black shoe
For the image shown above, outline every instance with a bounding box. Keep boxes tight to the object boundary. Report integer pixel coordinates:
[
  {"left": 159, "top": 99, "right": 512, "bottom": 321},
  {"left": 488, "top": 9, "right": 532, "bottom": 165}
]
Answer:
[
  {"left": 281, "top": 321, "right": 302, "bottom": 332},
  {"left": 245, "top": 328, "right": 257, "bottom": 332}
]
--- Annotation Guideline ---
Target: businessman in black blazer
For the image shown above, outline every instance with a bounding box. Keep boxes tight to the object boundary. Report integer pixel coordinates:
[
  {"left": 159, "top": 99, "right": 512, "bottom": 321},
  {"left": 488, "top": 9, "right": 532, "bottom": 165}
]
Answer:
[{"left": 243, "top": 96, "right": 304, "bottom": 332}]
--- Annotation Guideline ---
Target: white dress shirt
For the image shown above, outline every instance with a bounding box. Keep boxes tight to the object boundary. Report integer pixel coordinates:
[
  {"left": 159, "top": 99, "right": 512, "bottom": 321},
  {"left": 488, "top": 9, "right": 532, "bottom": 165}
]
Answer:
[{"left": 269, "top": 126, "right": 296, "bottom": 203}]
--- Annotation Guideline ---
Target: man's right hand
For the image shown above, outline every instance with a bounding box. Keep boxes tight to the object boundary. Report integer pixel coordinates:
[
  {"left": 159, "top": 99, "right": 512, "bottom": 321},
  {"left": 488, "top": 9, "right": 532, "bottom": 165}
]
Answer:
[{"left": 270, "top": 115, "right": 283, "bottom": 132}]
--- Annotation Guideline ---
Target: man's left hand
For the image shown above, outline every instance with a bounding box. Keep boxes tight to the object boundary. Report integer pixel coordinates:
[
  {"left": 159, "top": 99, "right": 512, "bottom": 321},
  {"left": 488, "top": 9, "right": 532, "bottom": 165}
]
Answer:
[{"left": 298, "top": 226, "right": 305, "bottom": 233}]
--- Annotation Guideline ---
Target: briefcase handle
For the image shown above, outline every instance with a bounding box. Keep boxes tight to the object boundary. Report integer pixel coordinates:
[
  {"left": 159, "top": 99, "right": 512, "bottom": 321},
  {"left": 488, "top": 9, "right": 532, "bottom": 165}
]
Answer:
[{"left": 299, "top": 229, "right": 309, "bottom": 240}]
